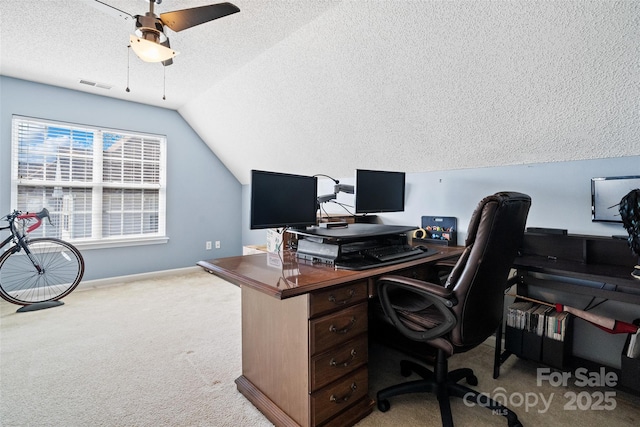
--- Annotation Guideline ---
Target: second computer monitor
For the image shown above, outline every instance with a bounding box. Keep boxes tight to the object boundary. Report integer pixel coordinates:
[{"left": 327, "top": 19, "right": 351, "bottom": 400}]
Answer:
[{"left": 355, "top": 169, "right": 406, "bottom": 214}]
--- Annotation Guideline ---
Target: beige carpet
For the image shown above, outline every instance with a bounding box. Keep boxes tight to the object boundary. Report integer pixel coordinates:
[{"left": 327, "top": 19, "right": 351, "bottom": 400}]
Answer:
[{"left": 1, "top": 269, "right": 639, "bottom": 427}]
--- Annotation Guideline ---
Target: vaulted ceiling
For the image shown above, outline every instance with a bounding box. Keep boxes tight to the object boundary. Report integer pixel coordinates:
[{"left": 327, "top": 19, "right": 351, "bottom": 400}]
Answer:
[{"left": 2, "top": 1, "right": 638, "bottom": 185}]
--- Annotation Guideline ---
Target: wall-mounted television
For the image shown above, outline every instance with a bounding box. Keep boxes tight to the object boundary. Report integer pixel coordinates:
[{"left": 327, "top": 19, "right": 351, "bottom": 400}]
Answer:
[
  {"left": 250, "top": 170, "right": 318, "bottom": 229},
  {"left": 355, "top": 169, "right": 406, "bottom": 214},
  {"left": 591, "top": 176, "right": 640, "bottom": 223}
]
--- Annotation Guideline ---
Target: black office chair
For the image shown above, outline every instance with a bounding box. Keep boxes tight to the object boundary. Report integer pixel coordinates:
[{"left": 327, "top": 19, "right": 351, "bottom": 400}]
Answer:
[{"left": 372, "top": 192, "right": 531, "bottom": 427}]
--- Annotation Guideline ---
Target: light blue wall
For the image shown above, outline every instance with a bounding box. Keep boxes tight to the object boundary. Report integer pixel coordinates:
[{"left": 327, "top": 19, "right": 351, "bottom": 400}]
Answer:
[
  {"left": 243, "top": 156, "right": 640, "bottom": 246},
  {"left": 0, "top": 76, "right": 243, "bottom": 280},
  {"left": 389, "top": 156, "right": 639, "bottom": 240}
]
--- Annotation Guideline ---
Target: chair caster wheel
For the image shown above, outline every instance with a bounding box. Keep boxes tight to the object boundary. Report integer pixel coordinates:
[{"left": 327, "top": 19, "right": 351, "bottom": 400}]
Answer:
[
  {"left": 508, "top": 421, "right": 522, "bottom": 427},
  {"left": 466, "top": 374, "right": 478, "bottom": 386},
  {"left": 377, "top": 399, "right": 390, "bottom": 412}
]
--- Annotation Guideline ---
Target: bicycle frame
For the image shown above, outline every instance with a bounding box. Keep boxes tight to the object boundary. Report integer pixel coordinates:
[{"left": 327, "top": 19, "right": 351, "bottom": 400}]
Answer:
[
  {"left": 0, "top": 232, "right": 15, "bottom": 250},
  {"left": 1, "top": 210, "right": 50, "bottom": 272}
]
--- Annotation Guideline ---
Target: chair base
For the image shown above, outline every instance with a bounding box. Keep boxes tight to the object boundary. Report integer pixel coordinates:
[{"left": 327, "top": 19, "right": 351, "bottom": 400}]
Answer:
[{"left": 376, "top": 351, "right": 522, "bottom": 427}]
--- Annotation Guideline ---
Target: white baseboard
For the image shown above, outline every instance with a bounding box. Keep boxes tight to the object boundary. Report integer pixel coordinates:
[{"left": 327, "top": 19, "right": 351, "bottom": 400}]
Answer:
[{"left": 77, "top": 266, "right": 202, "bottom": 291}]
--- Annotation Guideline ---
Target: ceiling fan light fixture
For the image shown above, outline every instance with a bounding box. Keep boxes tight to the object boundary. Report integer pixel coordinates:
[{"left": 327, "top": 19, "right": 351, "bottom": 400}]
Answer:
[
  {"left": 135, "top": 26, "right": 167, "bottom": 44},
  {"left": 129, "top": 34, "right": 178, "bottom": 63}
]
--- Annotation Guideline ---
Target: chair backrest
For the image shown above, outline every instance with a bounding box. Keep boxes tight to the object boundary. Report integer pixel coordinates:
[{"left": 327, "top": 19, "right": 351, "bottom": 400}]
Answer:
[{"left": 444, "top": 192, "right": 531, "bottom": 349}]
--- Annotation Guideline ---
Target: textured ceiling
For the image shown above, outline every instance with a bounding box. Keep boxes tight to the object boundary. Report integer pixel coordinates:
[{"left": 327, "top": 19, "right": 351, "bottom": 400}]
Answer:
[
  {"left": 2, "top": 1, "right": 639, "bottom": 185},
  {"left": 0, "top": 0, "right": 336, "bottom": 109}
]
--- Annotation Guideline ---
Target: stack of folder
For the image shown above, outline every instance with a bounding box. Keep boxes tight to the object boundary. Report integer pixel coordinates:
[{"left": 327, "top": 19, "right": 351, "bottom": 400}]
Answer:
[
  {"left": 507, "top": 301, "right": 569, "bottom": 341},
  {"left": 505, "top": 301, "right": 572, "bottom": 369}
]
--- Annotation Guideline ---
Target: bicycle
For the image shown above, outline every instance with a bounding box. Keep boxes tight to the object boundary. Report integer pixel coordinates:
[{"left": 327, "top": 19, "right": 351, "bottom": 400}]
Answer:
[{"left": 0, "top": 208, "right": 85, "bottom": 308}]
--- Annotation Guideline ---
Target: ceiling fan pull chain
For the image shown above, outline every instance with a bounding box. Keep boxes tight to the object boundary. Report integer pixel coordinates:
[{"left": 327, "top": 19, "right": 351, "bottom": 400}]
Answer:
[
  {"left": 163, "top": 67, "right": 166, "bottom": 101},
  {"left": 126, "top": 44, "right": 131, "bottom": 93}
]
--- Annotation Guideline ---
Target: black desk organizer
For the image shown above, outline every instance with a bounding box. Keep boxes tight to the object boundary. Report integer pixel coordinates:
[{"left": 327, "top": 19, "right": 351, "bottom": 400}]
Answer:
[
  {"left": 497, "top": 298, "right": 574, "bottom": 377},
  {"left": 505, "top": 316, "right": 573, "bottom": 370},
  {"left": 412, "top": 216, "right": 457, "bottom": 247}
]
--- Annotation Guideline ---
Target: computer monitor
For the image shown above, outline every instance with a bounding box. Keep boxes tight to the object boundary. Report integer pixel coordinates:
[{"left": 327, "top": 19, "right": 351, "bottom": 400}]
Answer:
[
  {"left": 591, "top": 176, "right": 640, "bottom": 223},
  {"left": 355, "top": 169, "right": 406, "bottom": 214},
  {"left": 250, "top": 170, "right": 318, "bottom": 229}
]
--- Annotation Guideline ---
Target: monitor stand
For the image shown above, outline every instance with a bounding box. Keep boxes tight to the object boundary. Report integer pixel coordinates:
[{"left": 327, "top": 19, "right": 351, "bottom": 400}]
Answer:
[
  {"left": 290, "top": 223, "right": 421, "bottom": 268},
  {"left": 292, "top": 223, "right": 416, "bottom": 241}
]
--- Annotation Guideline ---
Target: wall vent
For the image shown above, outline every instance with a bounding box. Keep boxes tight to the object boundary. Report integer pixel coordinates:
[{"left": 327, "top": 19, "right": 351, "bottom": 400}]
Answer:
[{"left": 79, "top": 79, "right": 112, "bottom": 90}]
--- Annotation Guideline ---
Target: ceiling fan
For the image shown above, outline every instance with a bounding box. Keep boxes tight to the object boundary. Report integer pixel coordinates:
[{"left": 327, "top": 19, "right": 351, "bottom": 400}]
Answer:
[{"left": 93, "top": 0, "right": 240, "bottom": 66}]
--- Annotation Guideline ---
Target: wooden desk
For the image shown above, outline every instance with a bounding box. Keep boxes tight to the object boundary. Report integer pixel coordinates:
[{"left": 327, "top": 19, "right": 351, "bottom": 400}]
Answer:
[{"left": 198, "top": 246, "right": 462, "bottom": 427}]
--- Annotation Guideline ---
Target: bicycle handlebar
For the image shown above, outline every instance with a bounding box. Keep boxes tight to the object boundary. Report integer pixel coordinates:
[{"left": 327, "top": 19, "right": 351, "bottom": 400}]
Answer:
[{"left": 16, "top": 208, "right": 52, "bottom": 233}]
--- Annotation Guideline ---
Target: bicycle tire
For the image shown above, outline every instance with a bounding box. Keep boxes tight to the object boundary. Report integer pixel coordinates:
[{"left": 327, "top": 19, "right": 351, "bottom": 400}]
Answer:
[{"left": 0, "top": 238, "right": 85, "bottom": 305}]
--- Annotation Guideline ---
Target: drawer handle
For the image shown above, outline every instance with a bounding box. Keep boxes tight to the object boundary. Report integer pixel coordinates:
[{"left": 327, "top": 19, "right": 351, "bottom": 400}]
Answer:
[
  {"left": 328, "top": 288, "right": 355, "bottom": 305},
  {"left": 329, "top": 317, "right": 356, "bottom": 334},
  {"left": 330, "top": 349, "right": 357, "bottom": 367},
  {"left": 330, "top": 382, "right": 357, "bottom": 404}
]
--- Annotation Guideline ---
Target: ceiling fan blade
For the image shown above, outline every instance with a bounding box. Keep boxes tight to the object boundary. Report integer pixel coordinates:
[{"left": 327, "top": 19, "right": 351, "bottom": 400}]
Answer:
[
  {"left": 161, "top": 38, "right": 173, "bottom": 67},
  {"left": 160, "top": 2, "right": 240, "bottom": 32}
]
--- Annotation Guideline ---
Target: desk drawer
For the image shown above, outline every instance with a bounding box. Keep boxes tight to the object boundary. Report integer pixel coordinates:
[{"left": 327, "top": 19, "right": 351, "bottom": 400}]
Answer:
[
  {"left": 310, "top": 334, "right": 368, "bottom": 391},
  {"left": 310, "top": 302, "right": 368, "bottom": 356},
  {"left": 309, "top": 281, "right": 368, "bottom": 317},
  {"left": 311, "top": 365, "right": 368, "bottom": 426}
]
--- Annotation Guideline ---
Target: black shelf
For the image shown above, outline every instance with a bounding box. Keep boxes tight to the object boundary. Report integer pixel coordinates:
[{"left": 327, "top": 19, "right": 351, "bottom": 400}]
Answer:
[{"left": 494, "top": 232, "right": 640, "bottom": 393}]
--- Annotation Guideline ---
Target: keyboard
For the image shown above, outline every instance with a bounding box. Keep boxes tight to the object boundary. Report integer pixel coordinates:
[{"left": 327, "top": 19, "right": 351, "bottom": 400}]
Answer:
[{"left": 361, "top": 245, "right": 424, "bottom": 262}]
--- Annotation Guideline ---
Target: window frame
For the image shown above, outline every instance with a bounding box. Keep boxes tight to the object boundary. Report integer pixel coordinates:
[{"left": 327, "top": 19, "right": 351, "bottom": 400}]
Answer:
[{"left": 10, "top": 115, "right": 168, "bottom": 249}]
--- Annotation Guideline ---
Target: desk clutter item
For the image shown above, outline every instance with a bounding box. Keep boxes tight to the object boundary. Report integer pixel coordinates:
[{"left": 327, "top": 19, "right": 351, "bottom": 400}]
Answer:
[
  {"left": 412, "top": 216, "right": 457, "bottom": 246},
  {"left": 626, "top": 324, "right": 640, "bottom": 359},
  {"left": 621, "top": 319, "right": 640, "bottom": 392},
  {"left": 505, "top": 301, "right": 572, "bottom": 369},
  {"left": 266, "top": 228, "right": 284, "bottom": 253}
]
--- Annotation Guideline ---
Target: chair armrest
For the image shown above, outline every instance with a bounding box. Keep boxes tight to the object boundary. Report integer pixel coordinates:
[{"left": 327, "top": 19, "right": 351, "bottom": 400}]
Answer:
[
  {"left": 378, "top": 275, "right": 454, "bottom": 299},
  {"left": 433, "top": 259, "right": 457, "bottom": 269},
  {"left": 376, "top": 275, "right": 457, "bottom": 343}
]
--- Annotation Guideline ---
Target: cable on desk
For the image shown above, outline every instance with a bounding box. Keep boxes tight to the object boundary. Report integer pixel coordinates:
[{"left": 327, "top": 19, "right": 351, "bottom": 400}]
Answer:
[{"left": 583, "top": 282, "right": 614, "bottom": 311}]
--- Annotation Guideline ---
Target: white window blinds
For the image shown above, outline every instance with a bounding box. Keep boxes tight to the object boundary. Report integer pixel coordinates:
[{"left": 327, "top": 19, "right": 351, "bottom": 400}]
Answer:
[{"left": 11, "top": 115, "right": 167, "bottom": 245}]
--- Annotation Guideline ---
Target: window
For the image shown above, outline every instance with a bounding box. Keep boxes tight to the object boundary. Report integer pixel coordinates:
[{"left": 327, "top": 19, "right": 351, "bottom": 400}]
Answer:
[{"left": 11, "top": 115, "right": 167, "bottom": 247}]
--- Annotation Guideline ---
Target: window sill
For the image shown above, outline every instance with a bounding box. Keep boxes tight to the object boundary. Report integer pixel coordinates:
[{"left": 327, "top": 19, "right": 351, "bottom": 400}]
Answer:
[{"left": 69, "top": 236, "right": 169, "bottom": 250}]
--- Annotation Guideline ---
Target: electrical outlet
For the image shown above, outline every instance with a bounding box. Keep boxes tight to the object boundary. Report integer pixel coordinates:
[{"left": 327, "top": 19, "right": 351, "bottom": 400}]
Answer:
[
  {"left": 215, "top": 241, "right": 221, "bottom": 249},
  {"left": 206, "top": 241, "right": 212, "bottom": 250}
]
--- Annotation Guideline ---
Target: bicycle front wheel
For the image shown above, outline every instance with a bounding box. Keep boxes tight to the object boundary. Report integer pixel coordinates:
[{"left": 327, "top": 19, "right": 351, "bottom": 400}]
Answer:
[{"left": 0, "top": 238, "right": 85, "bottom": 305}]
